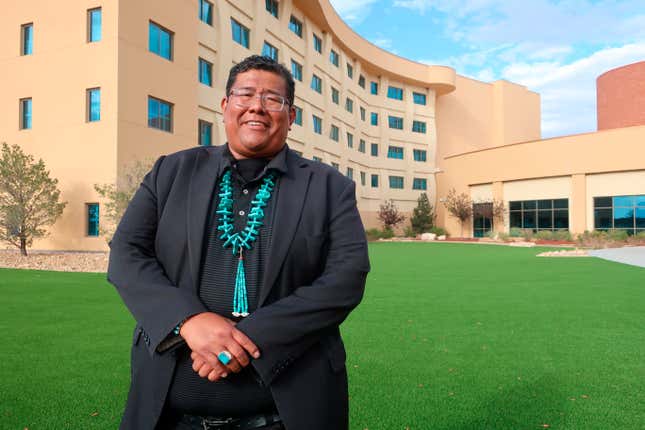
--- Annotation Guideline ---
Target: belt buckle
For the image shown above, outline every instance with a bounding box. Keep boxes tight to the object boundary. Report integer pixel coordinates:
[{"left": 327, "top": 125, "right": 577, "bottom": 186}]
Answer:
[{"left": 202, "top": 417, "right": 234, "bottom": 430}]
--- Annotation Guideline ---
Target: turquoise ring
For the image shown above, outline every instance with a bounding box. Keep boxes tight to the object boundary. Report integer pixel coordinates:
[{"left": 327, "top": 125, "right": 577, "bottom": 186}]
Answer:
[{"left": 218, "top": 351, "right": 232, "bottom": 365}]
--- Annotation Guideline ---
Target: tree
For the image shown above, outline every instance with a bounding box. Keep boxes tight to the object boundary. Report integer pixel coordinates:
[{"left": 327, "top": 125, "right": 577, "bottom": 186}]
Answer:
[
  {"left": 410, "top": 192, "right": 435, "bottom": 234},
  {"left": 442, "top": 188, "right": 472, "bottom": 237},
  {"left": 94, "top": 159, "right": 152, "bottom": 241},
  {"left": 378, "top": 199, "right": 405, "bottom": 232},
  {"left": 0, "top": 143, "right": 67, "bottom": 255},
  {"left": 473, "top": 198, "right": 506, "bottom": 223}
]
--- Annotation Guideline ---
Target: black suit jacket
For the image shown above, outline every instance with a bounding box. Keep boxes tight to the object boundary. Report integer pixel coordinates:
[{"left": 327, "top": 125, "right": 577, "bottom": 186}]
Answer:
[{"left": 107, "top": 145, "right": 370, "bottom": 430}]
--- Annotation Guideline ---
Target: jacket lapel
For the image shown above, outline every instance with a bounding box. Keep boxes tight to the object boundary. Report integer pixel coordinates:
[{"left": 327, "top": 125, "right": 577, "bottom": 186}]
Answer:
[
  {"left": 259, "top": 151, "right": 311, "bottom": 306},
  {"left": 187, "top": 145, "right": 226, "bottom": 292}
]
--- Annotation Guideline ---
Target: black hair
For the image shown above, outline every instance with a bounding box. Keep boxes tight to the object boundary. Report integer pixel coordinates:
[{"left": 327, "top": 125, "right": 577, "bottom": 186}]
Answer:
[{"left": 225, "top": 55, "right": 295, "bottom": 107}]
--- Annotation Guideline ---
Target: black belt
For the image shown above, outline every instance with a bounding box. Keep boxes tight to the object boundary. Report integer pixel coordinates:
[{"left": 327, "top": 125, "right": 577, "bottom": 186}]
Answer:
[{"left": 178, "top": 412, "right": 282, "bottom": 430}]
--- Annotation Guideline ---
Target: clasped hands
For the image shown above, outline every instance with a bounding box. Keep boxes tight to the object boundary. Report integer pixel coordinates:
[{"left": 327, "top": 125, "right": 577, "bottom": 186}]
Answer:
[{"left": 179, "top": 312, "right": 260, "bottom": 382}]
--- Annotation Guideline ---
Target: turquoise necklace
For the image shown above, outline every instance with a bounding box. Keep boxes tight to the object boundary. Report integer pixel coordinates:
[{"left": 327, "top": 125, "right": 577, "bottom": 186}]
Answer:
[{"left": 216, "top": 169, "right": 276, "bottom": 317}]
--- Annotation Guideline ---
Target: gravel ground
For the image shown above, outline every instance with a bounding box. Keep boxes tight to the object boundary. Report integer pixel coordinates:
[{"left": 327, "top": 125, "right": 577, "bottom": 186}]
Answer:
[{"left": 0, "top": 249, "right": 109, "bottom": 273}]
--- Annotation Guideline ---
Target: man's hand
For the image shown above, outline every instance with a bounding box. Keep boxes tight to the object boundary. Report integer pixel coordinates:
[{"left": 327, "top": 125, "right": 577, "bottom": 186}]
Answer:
[
  {"left": 180, "top": 312, "right": 260, "bottom": 375},
  {"left": 191, "top": 351, "right": 228, "bottom": 382}
]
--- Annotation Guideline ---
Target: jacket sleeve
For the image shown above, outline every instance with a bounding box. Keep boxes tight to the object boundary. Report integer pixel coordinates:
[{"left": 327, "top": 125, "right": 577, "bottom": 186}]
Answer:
[
  {"left": 107, "top": 156, "right": 207, "bottom": 356},
  {"left": 236, "top": 180, "right": 370, "bottom": 385}
]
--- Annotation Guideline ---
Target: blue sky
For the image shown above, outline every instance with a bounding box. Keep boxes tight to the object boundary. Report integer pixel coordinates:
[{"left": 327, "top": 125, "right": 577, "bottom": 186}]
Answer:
[{"left": 329, "top": 0, "right": 645, "bottom": 138}]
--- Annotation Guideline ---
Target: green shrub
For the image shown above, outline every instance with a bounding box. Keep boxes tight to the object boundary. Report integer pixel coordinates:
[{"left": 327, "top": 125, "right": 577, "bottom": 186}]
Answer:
[
  {"left": 403, "top": 226, "right": 416, "bottom": 238},
  {"left": 509, "top": 227, "right": 523, "bottom": 237},
  {"left": 429, "top": 226, "right": 447, "bottom": 237},
  {"left": 553, "top": 229, "right": 573, "bottom": 241},
  {"left": 521, "top": 229, "right": 534, "bottom": 240},
  {"left": 535, "top": 230, "right": 554, "bottom": 240},
  {"left": 497, "top": 232, "right": 511, "bottom": 242},
  {"left": 365, "top": 228, "right": 382, "bottom": 241},
  {"left": 607, "top": 229, "right": 629, "bottom": 241},
  {"left": 381, "top": 227, "right": 395, "bottom": 239}
]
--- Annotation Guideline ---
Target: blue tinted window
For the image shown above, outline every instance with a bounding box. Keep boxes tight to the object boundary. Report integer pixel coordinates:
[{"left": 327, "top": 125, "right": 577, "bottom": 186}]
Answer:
[
  {"left": 262, "top": 41, "right": 278, "bottom": 61},
  {"left": 199, "top": 120, "right": 212, "bottom": 146},
  {"left": 312, "top": 115, "right": 322, "bottom": 134},
  {"left": 371, "top": 174, "right": 379, "bottom": 188},
  {"left": 370, "top": 143, "right": 378, "bottom": 156},
  {"left": 330, "top": 50, "right": 339, "bottom": 67},
  {"left": 413, "top": 92, "right": 427, "bottom": 105},
  {"left": 88, "top": 8, "right": 102, "bottom": 42},
  {"left": 87, "top": 88, "right": 100, "bottom": 122},
  {"left": 311, "top": 74, "right": 322, "bottom": 93},
  {"left": 330, "top": 124, "right": 339, "bottom": 141},
  {"left": 346, "top": 132, "right": 353, "bottom": 148},
  {"left": 387, "top": 86, "right": 403, "bottom": 100},
  {"left": 345, "top": 98, "right": 353, "bottom": 113},
  {"left": 266, "top": 0, "right": 278, "bottom": 18},
  {"left": 148, "top": 96, "right": 172, "bottom": 132},
  {"left": 200, "top": 0, "right": 213, "bottom": 24},
  {"left": 389, "top": 176, "right": 404, "bottom": 189},
  {"left": 313, "top": 34, "right": 322, "bottom": 53},
  {"left": 21, "top": 98, "right": 32, "bottom": 129},
  {"left": 149, "top": 22, "right": 172, "bottom": 60},
  {"left": 359, "top": 139, "right": 365, "bottom": 153},
  {"left": 387, "top": 146, "right": 404, "bottom": 159},
  {"left": 413, "top": 149, "right": 426, "bottom": 162},
  {"left": 614, "top": 196, "right": 635, "bottom": 207},
  {"left": 289, "top": 16, "right": 302, "bottom": 37},
  {"left": 413, "top": 178, "right": 427, "bottom": 190},
  {"left": 370, "top": 81, "right": 378, "bottom": 95},
  {"left": 231, "top": 19, "right": 250, "bottom": 48},
  {"left": 294, "top": 106, "right": 302, "bottom": 125},
  {"left": 22, "top": 24, "right": 33, "bottom": 55},
  {"left": 346, "top": 167, "right": 353, "bottom": 180},
  {"left": 412, "top": 120, "right": 426, "bottom": 133},
  {"left": 358, "top": 75, "right": 365, "bottom": 88},
  {"left": 199, "top": 58, "right": 212, "bottom": 86},
  {"left": 388, "top": 115, "right": 403, "bottom": 130},
  {"left": 331, "top": 87, "right": 339, "bottom": 104},
  {"left": 291, "top": 60, "right": 302, "bottom": 81},
  {"left": 370, "top": 112, "right": 378, "bottom": 126},
  {"left": 87, "top": 203, "right": 99, "bottom": 236},
  {"left": 347, "top": 63, "right": 353, "bottom": 79}
]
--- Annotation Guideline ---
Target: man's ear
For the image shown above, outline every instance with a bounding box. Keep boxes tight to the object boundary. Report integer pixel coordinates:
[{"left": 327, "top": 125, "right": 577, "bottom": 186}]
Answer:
[
  {"left": 221, "top": 96, "right": 228, "bottom": 113},
  {"left": 288, "top": 105, "right": 296, "bottom": 126}
]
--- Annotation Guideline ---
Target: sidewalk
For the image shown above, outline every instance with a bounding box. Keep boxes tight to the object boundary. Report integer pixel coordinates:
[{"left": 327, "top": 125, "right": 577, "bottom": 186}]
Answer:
[{"left": 588, "top": 246, "right": 645, "bottom": 268}]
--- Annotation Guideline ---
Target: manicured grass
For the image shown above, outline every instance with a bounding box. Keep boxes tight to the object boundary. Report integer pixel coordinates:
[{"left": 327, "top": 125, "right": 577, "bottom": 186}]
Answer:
[{"left": 1, "top": 243, "right": 644, "bottom": 429}]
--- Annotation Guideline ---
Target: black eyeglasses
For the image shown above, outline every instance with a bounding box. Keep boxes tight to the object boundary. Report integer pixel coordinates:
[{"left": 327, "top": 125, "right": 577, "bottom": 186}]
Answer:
[{"left": 228, "top": 88, "right": 290, "bottom": 112}]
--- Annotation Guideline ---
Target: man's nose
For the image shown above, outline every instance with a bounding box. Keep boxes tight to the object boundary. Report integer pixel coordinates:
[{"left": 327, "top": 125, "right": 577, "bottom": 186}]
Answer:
[{"left": 247, "top": 94, "right": 266, "bottom": 112}]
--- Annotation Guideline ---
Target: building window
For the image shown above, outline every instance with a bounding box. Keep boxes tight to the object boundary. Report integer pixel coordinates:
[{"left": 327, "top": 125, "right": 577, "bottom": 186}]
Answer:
[
  {"left": 331, "top": 87, "right": 339, "bottom": 104},
  {"left": 371, "top": 174, "right": 379, "bottom": 188},
  {"left": 199, "top": 58, "right": 213, "bottom": 86},
  {"left": 331, "top": 162, "right": 339, "bottom": 170},
  {"left": 412, "top": 120, "right": 426, "bottom": 133},
  {"left": 347, "top": 63, "right": 353, "bottom": 79},
  {"left": 313, "top": 156, "right": 323, "bottom": 162},
  {"left": 387, "top": 86, "right": 403, "bottom": 100},
  {"left": 313, "top": 33, "right": 322, "bottom": 53},
  {"left": 312, "top": 115, "right": 322, "bottom": 134},
  {"left": 413, "top": 92, "right": 427, "bottom": 105},
  {"left": 370, "top": 143, "right": 378, "bottom": 156},
  {"left": 21, "top": 23, "right": 33, "bottom": 55},
  {"left": 200, "top": 0, "right": 214, "bottom": 24},
  {"left": 360, "top": 106, "right": 366, "bottom": 121},
  {"left": 231, "top": 18, "right": 250, "bottom": 48},
  {"left": 360, "top": 171, "right": 366, "bottom": 186},
  {"left": 370, "top": 112, "right": 378, "bottom": 126},
  {"left": 262, "top": 41, "right": 278, "bottom": 61},
  {"left": 346, "top": 132, "right": 353, "bottom": 148},
  {"left": 330, "top": 124, "right": 339, "bottom": 142},
  {"left": 294, "top": 106, "right": 302, "bottom": 125},
  {"left": 594, "top": 195, "right": 645, "bottom": 235},
  {"left": 413, "top": 178, "right": 427, "bottom": 190},
  {"left": 359, "top": 139, "right": 366, "bottom": 153},
  {"left": 413, "top": 149, "right": 427, "bottom": 162},
  {"left": 473, "top": 203, "right": 493, "bottom": 238},
  {"left": 509, "top": 199, "right": 569, "bottom": 232},
  {"left": 87, "top": 203, "right": 100, "bottom": 236},
  {"left": 389, "top": 176, "right": 404, "bottom": 189},
  {"left": 329, "top": 49, "right": 339, "bottom": 67},
  {"left": 291, "top": 60, "right": 303, "bottom": 81},
  {"left": 149, "top": 21, "right": 173, "bottom": 60},
  {"left": 20, "top": 98, "right": 32, "bottom": 130},
  {"left": 346, "top": 167, "right": 354, "bottom": 180},
  {"left": 265, "top": 0, "right": 279, "bottom": 18},
  {"left": 198, "top": 120, "right": 212, "bottom": 146},
  {"left": 387, "top": 146, "right": 404, "bottom": 159},
  {"left": 87, "top": 8, "right": 102, "bottom": 42},
  {"left": 148, "top": 96, "right": 173, "bottom": 132},
  {"left": 86, "top": 88, "right": 101, "bottom": 122},
  {"left": 289, "top": 15, "right": 302, "bottom": 37},
  {"left": 370, "top": 81, "right": 378, "bottom": 95},
  {"left": 358, "top": 75, "right": 365, "bottom": 89},
  {"left": 388, "top": 116, "right": 403, "bottom": 130},
  {"left": 311, "top": 74, "right": 322, "bottom": 93},
  {"left": 345, "top": 97, "right": 353, "bottom": 113}
]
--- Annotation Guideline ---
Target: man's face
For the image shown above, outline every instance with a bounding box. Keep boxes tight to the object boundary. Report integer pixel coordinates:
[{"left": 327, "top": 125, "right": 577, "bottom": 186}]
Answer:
[{"left": 221, "top": 69, "right": 295, "bottom": 159}]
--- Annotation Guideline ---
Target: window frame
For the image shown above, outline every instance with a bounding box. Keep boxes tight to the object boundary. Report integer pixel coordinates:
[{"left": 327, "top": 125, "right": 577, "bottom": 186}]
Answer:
[
  {"left": 231, "top": 18, "right": 250, "bottom": 49},
  {"left": 149, "top": 21, "right": 173, "bottom": 60},
  {"left": 200, "top": 0, "right": 214, "bottom": 25},
  {"left": 87, "top": 8, "right": 102, "bottom": 43},
  {"left": 199, "top": 57, "right": 213, "bottom": 86},
  {"left": 148, "top": 96, "right": 173, "bottom": 132},
  {"left": 288, "top": 15, "right": 303, "bottom": 37},
  {"left": 198, "top": 119, "right": 213, "bottom": 146},
  {"left": 86, "top": 88, "right": 101, "bottom": 122},
  {"left": 21, "top": 23, "right": 33, "bottom": 55}
]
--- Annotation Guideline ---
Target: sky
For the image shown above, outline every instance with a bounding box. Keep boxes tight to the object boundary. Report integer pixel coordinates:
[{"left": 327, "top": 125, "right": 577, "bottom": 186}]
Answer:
[{"left": 328, "top": 0, "right": 645, "bottom": 138}]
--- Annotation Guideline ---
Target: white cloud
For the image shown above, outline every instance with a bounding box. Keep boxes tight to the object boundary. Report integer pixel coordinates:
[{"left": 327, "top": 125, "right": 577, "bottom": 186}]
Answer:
[
  {"left": 372, "top": 38, "right": 394, "bottom": 49},
  {"left": 329, "top": 0, "right": 380, "bottom": 24}
]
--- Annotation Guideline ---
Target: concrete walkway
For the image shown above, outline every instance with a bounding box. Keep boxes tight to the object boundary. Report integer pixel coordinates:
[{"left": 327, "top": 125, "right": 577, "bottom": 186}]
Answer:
[{"left": 588, "top": 246, "right": 645, "bottom": 268}]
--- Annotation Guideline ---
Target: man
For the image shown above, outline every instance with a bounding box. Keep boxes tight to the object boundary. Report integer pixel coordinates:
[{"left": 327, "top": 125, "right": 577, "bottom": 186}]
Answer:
[{"left": 108, "top": 55, "right": 370, "bottom": 430}]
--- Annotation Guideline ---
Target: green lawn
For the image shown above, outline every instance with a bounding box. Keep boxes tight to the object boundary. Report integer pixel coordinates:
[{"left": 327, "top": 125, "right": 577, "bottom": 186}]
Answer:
[{"left": 1, "top": 243, "right": 644, "bottom": 429}]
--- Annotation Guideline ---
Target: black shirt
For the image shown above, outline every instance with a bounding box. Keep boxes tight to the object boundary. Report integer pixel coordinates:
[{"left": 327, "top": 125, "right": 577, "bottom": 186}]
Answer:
[{"left": 166, "top": 146, "right": 287, "bottom": 417}]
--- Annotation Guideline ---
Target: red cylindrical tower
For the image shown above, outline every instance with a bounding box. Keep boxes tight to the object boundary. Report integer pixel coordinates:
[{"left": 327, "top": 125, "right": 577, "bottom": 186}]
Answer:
[{"left": 597, "top": 61, "right": 645, "bottom": 130}]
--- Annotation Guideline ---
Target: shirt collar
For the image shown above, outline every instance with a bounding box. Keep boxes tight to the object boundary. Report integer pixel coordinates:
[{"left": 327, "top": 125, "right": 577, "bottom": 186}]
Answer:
[{"left": 223, "top": 144, "right": 289, "bottom": 176}]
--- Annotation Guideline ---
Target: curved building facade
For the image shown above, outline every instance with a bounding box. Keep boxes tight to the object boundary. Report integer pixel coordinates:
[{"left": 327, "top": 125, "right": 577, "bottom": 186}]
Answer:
[
  {"left": 597, "top": 61, "right": 645, "bottom": 130},
  {"left": 1, "top": 0, "right": 540, "bottom": 250}
]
